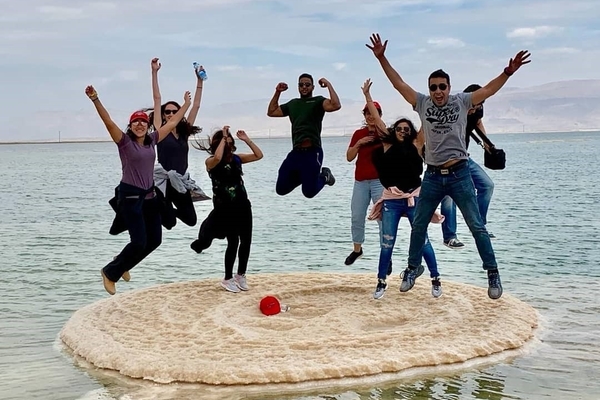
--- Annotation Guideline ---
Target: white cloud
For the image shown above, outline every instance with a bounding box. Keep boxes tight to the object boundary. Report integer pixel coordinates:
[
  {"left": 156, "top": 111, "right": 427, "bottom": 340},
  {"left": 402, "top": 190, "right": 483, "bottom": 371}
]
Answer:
[
  {"left": 427, "top": 38, "right": 465, "bottom": 48},
  {"left": 539, "top": 47, "right": 581, "bottom": 54},
  {"left": 506, "top": 26, "right": 564, "bottom": 39},
  {"left": 333, "top": 63, "right": 347, "bottom": 71}
]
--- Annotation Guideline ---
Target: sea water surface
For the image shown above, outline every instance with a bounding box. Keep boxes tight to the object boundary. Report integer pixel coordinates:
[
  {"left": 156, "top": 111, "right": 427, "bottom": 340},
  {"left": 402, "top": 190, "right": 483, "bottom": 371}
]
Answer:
[{"left": 0, "top": 131, "right": 599, "bottom": 400}]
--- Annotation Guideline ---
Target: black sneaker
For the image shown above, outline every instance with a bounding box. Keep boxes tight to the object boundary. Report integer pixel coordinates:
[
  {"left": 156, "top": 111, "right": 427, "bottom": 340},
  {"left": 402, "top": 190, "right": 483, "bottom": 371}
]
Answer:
[
  {"left": 443, "top": 238, "right": 465, "bottom": 249},
  {"left": 399, "top": 265, "right": 425, "bottom": 292},
  {"left": 431, "top": 277, "right": 442, "bottom": 298},
  {"left": 321, "top": 167, "right": 336, "bottom": 186},
  {"left": 190, "top": 240, "right": 204, "bottom": 254},
  {"left": 387, "top": 260, "right": 393, "bottom": 276},
  {"left": 487, "top": 269, "right": 503, "bottom": 299},
  {"left": 344, "top": 249, "right": 363, "bottom": 265}
]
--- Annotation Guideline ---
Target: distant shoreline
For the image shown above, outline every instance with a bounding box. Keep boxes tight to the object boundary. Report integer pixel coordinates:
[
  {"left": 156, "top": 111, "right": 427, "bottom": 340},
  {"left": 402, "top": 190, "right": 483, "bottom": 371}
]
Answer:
[{"left": 1, "top": 130, "right": 599, "bottom": 145}]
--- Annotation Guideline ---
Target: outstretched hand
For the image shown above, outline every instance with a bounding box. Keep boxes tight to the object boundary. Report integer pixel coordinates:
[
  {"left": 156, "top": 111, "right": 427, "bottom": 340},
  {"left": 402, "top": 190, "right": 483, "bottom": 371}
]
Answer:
[
  {"left": 85, "top": 85, "right": 98, "bottom": 100},
  {"left": 366, "top": 33, "right": 387, "bottom": 59},
  {"left": 222, "top": 125, "right": 231, "bottom": 136},
  {"left": 505, "top": 50, "right": 531, "bottom": 75},
  {"left": 236, "top": 130, "right": 249, "bottom": 141},
  {"left": 361, "top": 79, "right": 373, "bottom": 95},
  {"left": 151, "top": 57, "right": 161, "bottom": 72}
]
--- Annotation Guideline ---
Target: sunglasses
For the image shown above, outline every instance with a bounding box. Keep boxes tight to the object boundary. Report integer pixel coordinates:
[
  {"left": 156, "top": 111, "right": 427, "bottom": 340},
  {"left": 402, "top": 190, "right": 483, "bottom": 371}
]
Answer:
[
  {"left": 164, "top": 109, "right": 179, "bottom": 115},
  {"left": 429, "top": 83, "right": 448, "bottom": 92},
  {"left": 395, "top": 126, "right": 411, "bottom": 133},
  {"left": 298, "top": 82, "right": 312, "bottom": 88}
]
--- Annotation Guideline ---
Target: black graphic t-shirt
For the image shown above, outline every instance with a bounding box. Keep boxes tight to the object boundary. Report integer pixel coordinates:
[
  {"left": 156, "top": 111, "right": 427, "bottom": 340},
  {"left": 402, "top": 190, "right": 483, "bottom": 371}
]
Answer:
[
  {"left": 208, "top": 155, "right": 248, "bottom": 207},
  {"left": 414, "top": 92, "right": 472, "bottom": 166}
]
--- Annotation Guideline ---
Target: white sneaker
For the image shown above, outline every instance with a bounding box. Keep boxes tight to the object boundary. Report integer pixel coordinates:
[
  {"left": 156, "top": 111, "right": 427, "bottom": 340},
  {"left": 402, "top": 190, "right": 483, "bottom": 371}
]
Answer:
[
  {"left": 221, "top": 278, "right": 241, "bottom": 293},
  {"left": 234, "top": 274, "right": 249, "bottom": 291}
]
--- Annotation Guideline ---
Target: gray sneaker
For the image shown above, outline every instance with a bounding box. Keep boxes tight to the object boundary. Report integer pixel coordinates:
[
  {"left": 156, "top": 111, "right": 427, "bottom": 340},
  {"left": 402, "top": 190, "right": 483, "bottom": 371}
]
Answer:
[
  {"left": 399, "top": 265, "right": 425, "bottom": 292},
  {"left": 373, "top": 279, "right": 387, "bottom": 300},
  {"left": 487, "top": 270, "right": 503, "bottom": 299},
  {"left": 221, "top": 278, "right": 241, "bottom": 293},
  {"left": 431, "top": 277, "right": 442, "bottom": 298},
  {"left": 234, "top": 274, "right": 249, "bottom": 291}
]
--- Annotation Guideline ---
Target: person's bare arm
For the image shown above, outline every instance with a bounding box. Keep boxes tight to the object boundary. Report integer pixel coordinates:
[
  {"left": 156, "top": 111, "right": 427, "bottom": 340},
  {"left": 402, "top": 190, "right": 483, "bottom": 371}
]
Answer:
[
  {"left": 150, "top": 58, "right": 163, "bottom": 129},
  {"left": 472, "top": 50, "right": 531, "bottom": 105},
  {"left": 85, "top": 85, "right": 123, "bottom": 143},
  {"left": 366, "top": 33, "right": 418, "bottom": 107},
  {"left": 187, "top": 65, "right": 205, "bottom": 125},
  {"left": 267, "top": 82, "right": 288, "bottom": 117},
  {"left": 236, "top": 130, "right": 264, "bottom": 163},
  {"left": 319, "top": 78, "right": 341, "bottom": 112},
  {"left": 206, "top": 125, "right": 230, "bottom": 171},
  {"left": 157, "top": 92, "right": 191, "bottom": 142}
]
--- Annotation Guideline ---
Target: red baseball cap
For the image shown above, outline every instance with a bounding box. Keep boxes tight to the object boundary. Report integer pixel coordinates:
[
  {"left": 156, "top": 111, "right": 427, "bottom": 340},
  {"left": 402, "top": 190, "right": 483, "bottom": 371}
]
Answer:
[
  {"left": 259, "top": 296, "right": 281, "bottom": 316},
  {"left": 363, "top": 101, "right": 382, "bottom": 112},
  {"left": 129, "top": 110, "right": 149, "bottom": 124}
]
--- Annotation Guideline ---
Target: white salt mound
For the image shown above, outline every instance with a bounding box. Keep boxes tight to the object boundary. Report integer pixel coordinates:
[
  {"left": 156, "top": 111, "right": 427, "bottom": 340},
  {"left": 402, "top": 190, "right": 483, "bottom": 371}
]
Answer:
[{"left": 60, "top": 272, "right": 538, "bottom": 385}]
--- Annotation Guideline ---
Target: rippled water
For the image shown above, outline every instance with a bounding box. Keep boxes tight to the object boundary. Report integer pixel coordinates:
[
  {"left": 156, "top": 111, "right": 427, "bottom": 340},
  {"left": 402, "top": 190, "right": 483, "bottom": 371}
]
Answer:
[{"left": 1, "top": 132, "right": 599, "bottom": 400}]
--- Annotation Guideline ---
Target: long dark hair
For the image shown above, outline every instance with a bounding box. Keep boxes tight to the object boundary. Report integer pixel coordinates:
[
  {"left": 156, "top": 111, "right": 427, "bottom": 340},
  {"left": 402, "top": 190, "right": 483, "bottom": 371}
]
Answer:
[
  {"left": 392, "top": 118, "right": 419, "bottom": 143},
  {"left": 147, "top": 101, "right": 202, "bottom": 140},
  {"left": 192, "top": 129, "right": 236, "bottom": 162}
]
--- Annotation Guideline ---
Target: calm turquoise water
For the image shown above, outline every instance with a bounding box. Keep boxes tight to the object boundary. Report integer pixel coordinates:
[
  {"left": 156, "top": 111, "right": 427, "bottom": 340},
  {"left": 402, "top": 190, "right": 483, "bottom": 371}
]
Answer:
[{"left": 1, "top": 132, "right": 599, "bottom": 400}]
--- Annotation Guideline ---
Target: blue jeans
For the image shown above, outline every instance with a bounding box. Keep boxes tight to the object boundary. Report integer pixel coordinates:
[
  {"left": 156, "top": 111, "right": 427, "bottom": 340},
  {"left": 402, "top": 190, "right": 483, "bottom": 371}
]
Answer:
[
  {"left": 351, "top": 179, "right": 384, "bottom": 245},
  {"left": 378, "top": 198, "right": 438, "bottom": 280},
  {"left": 408, "top": 161, "right": 497, "bottom": 270},
  {"left": 441, "top": 158, "right": 494, "bottom": 241}
]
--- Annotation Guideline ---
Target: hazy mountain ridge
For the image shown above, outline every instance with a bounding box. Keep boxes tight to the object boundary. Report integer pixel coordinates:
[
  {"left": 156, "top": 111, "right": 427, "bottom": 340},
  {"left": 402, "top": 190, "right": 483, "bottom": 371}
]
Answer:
[{"left": 8, "top": 79, "right": 600, "bottom": 142}]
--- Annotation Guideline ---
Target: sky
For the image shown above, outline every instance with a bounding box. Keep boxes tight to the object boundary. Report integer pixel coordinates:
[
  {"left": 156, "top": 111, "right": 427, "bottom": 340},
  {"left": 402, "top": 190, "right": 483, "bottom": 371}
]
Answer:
[{"left": 1, "top": 0, "right": 599, "bottom": 141}]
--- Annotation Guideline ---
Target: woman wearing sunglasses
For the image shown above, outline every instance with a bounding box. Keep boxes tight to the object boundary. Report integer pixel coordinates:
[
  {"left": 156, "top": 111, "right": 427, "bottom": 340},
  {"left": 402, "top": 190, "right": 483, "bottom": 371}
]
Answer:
[
  {"left": 85, "top": 85, "right": 191, "bottom": 295},
  {"left": 362, "top": 79, "right": 441, "bottom": 300},
  {"left": 149, "top": 57, "right": 204, "bottom": 230}
]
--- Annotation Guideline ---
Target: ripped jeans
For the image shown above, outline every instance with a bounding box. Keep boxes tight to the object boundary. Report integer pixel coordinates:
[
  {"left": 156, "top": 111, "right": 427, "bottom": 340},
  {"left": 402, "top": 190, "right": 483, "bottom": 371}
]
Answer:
[{"left": 377, "top": 197, "right": 438, "bottom": 280}]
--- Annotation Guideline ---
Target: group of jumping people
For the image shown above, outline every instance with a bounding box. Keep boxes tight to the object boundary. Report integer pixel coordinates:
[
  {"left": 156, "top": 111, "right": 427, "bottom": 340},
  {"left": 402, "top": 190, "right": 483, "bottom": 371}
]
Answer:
[{"left": 86, "top": 33, "right": 530, "bottom": 300}]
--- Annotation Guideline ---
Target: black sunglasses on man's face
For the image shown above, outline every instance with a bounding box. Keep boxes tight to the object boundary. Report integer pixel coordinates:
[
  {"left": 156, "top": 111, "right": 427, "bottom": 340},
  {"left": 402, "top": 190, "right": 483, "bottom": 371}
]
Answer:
[
  {"left": 298, "top": 82, "right": 312, "bottom": 88},
  {"left": 429, "top": 83, "right": 448, "bottom": 92}
]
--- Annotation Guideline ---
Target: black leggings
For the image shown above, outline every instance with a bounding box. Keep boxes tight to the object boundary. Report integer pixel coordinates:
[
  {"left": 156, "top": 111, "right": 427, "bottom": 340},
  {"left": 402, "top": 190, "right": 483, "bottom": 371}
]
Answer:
[
  {"left": 192, "top": 202, "right": 252, "bottom": 280},
  {"left": 162, "top": 181, "right": 197, "bottom": 229},
  {"left": 103, "top": 196, "right": 162, "bottom": 282}
]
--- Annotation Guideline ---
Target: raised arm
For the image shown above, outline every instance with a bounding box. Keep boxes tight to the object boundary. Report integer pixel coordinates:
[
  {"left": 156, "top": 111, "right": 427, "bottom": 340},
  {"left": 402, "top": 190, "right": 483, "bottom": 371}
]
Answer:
[
  {"left": 472, "top": 50, "right": 531, "bottom": 106},
  {"left": 267, "top": 82, "right": 288, "bottom": 117},
  {"left": 206, "top": 126, "right": 230, "bottom": 171},
  {"left": 414, "top": 128, "right": 425, "bottom": 157},
  {"left": 319, "top": 78, "right": 341, "bottom": 112},
  {"left": 366, "top": 33, "right": 418, "bottom": 107},
  {"left": 361, "top": 79, "right": 387, "bottom": 133},
  {"left": 85, "top": 85, "right": 123, "bottom": 143},
  {"left": 236, "top": 130, "right": 263, "bottom": 163},
  {"left": 186, "top": 65, "right": 205, "bottom": 125},
  {"left": 151, "top": 58, "right": 162, "bottom": 129},
  {"left": 157, "top": 91, "right": 191, "bottom": 142}
]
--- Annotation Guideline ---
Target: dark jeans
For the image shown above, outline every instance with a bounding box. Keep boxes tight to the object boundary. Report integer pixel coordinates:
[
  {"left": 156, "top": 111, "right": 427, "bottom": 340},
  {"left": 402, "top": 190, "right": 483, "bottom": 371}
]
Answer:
[
  {"left": 192, "top": 201, "right": 253, "bottom": 280},
  {"left": 161, "top": 181, "right": 197, "bottom": 229},
  {"left": 276, "top": 147, "right": 326, "bottom": 198},
  {"left": 103, "top": 192, "right": 162, "bottom": 282},
  {"left": 408, "top": 160, "right": 497, "bottom": 270}
]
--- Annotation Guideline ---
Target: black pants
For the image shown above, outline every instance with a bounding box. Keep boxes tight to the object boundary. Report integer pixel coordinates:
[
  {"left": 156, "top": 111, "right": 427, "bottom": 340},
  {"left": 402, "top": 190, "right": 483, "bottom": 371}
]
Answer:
[
  {"left": 103, "top": 195, "right": 162, "bottom": 282},
  {"left": 191, "top": 201, "right": 252, "bottom": 280},
  {"left": 162, "top": 181, "right": 197, "bottom": 229}
]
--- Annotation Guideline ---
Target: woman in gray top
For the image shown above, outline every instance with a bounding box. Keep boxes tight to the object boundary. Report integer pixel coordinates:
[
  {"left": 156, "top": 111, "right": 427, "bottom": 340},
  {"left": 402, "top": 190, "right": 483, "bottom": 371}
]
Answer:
[{"left": 85, "top": 85, "right": 191, "bottom": 295}]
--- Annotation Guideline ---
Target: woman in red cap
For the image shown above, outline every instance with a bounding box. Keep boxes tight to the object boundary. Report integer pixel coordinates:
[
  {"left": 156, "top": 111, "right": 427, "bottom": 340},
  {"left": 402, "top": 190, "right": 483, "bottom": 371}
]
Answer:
[
  {"left": 344, "top": 96, "right": 386, "bottom": 269},
  {"left": 85, "top": 85, "right": 191, "bottom": 295},
  {"left": 191, "top": 126, "right": 263, "bottom": 293},
  {"left": 149, "top": 58, "right": 205, "bottom": 230}
]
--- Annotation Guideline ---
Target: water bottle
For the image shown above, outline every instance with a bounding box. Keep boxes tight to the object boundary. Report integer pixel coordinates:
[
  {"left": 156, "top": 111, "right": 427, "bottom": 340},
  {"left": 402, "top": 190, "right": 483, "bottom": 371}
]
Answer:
[{"left": 193, "top": 62, "right": 207, "bottom": 81}]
